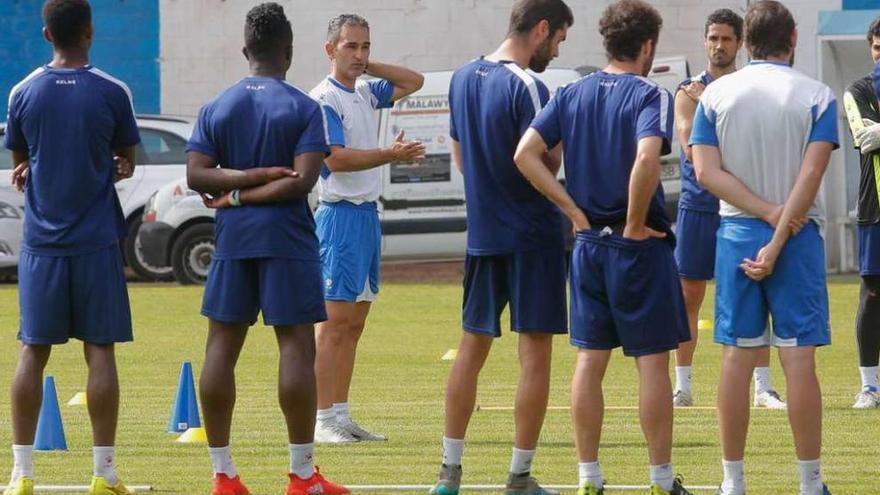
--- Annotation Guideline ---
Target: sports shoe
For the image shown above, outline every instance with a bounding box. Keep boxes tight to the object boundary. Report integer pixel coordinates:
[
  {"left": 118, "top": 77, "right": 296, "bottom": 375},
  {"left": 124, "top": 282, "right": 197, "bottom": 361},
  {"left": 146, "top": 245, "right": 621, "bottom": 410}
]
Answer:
[
  {"left": 286, "top": 466, "right": 349, "bottom": 495},
  {"left": 505, "top": 472, "right": 560, "bottom": 495},
  {"left": 672, "top": 390, "right": 693, "bottom": 407},
  {"left": 852, "top": 387, "right": 880, "bottom": 409},
  {"left": 714, "top": 486, "right": 743, "bottom": 495},
  {"left": 429, "top": 464, "right": 462, "bottom": 495},
  {"left": 314, "top": 419, "right": 358, "bottom": 444},
  {"left": 822, "top": 483, "right": 831, "bottom": 494},
  {"left": 3, "top": 477, "right": 33, "bottom": 495},
  {"left": 212, "top": 473, "right": 249, "bottom": 495},
  {"left": 337, "top": 417, "right": 387, "bottom": 441},
  {"left": 577, "top": 481, "right": 604, "bottom": 495},
  {"left": 649, "top": 476, "right": 694, "bottom": 495},
  {"left": 88, "top": 476, "right": 134, "bottom": 495},
  {"left": 753, "top": 390, "right": 787, "bottom": 409}
]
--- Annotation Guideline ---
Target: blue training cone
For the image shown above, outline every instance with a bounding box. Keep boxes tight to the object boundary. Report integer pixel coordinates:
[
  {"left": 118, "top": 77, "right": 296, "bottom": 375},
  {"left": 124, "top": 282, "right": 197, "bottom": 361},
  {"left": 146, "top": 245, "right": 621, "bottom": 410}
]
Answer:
[
  {"left": 34, "top": 376, "right": 67, "bottom": 451},
  {"left": 167, "top": 361, "right": 201, "bottom": 433}
]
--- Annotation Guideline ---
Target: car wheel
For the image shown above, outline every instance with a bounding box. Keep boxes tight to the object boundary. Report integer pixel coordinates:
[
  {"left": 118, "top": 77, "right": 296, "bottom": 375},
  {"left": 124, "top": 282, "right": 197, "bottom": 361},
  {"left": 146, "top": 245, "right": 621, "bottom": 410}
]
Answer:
[
  {"left": 171, "top": 223, "right": 214, "bottom": 285},
  {"left": 124, "top": 216, "right": 174, "bottom": 282}
]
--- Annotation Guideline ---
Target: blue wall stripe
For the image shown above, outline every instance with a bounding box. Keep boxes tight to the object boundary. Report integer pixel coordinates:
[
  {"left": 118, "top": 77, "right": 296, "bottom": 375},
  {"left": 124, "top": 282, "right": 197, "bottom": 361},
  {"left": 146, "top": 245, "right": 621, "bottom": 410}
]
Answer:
[{"left": 0, "top": 0, "right": 159, "bottom": 117}]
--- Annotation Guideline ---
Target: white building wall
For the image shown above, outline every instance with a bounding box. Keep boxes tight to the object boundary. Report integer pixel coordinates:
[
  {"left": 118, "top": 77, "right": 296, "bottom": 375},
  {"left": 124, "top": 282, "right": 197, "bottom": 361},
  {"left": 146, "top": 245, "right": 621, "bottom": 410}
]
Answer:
[{"left": 159, "top": 0, "right": 840, "bottom": 116}]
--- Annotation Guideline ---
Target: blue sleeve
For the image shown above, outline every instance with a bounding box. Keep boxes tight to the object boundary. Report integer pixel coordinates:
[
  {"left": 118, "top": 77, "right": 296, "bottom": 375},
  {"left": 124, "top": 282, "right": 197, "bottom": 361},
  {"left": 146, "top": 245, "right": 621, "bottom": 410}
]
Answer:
[
  {"left": 530, "top": 91, "right": 563, "bottom": 149},
  {"left": 186, "top": 105, "right": 218, "bottom": 157},
  {"left": 4, "top": 91, "right": 27, "bottom": 151},
  {"left": 368, "top": 79, "right": 395, "bottom": 109},
  {"left": 515, "top": 80, "right": 550, "bottom": 137},
  {"left": 322, "top": 105, "right": 345, "bottom": 147},
  {"left": 874, "top": 60, "right": 880, "bottom": 100},
  {"left": 809, "top": 100, "right": 840, "bottom": 149},
  {"left": 448, "top": 79, "right": 458, "bottom": 141},
  {"left": 689, "top": 101, "right": 719, "bottom": 147},
  {"left": 294, "top": 105, "right": 331, "bottom": 157},
  {"left": 109, "top": 86, "right": 141, "bottom": 148},
  {"left": 636, "top": 87, "right": 673, "bottom": 153}
]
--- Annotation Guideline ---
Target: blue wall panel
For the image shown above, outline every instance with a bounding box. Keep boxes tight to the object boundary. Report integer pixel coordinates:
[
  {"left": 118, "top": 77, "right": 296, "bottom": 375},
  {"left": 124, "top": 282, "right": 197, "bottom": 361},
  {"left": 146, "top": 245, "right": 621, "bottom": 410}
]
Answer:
[
  {"left": 0, "top": 0, "right": 159, "bottom": 118},
  {"left": 845, "top": 0, "right": 880, "bottom": 9}
]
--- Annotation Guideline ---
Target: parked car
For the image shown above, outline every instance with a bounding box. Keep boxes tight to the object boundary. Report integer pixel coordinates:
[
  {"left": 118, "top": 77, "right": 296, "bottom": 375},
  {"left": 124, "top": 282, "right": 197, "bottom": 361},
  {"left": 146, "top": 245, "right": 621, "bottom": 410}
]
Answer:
[
  {"left": 0, "top": 115, "right": 194, "bottom": 281},
  {"left": 0, "top": 184, "right": 24, "bottom": 278},
  {"left": 140, "top": 62, "right": 687, "bottom": 285}
]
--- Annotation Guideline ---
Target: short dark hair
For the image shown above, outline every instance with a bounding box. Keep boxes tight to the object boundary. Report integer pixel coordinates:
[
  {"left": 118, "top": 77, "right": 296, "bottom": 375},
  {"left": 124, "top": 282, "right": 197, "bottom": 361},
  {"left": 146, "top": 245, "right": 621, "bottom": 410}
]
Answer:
[
  {"left": 508, "top": 0, "right": 574, "bottom": 37},
  {"left": 327, "top": 14, "right": 369, "bottom": 43},
  {"left": 599, "top": 0, "right": 663, "bottom": 62},
  {"left": 705, "top": 8, "right": 743, "bottom": 41},
  {"left": 744, "top": 0, "right": 795, "bottom": 60},
  {"left": 42, "top": 0, "right": 91, "bottom": 49},
  {"left": 244, "top": 2, "right": 293, "bottom": 60},
  {"left": 867, "top": 16, "right": 880, "bottom": 43}
]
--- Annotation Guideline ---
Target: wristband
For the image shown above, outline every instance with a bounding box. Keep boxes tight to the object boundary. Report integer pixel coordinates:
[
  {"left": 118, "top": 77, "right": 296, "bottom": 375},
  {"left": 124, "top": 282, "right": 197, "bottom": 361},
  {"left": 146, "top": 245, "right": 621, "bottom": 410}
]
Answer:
[{"left": 229, "top": 189, "right": 242, "bottom": 207}]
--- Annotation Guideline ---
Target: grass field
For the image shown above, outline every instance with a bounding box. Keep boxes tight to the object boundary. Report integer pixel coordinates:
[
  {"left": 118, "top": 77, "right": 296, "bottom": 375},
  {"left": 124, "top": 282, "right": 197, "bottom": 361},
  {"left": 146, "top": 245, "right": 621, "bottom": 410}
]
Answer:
[{"left": 0, "top": 277, "right": 874, "bottom": 494}]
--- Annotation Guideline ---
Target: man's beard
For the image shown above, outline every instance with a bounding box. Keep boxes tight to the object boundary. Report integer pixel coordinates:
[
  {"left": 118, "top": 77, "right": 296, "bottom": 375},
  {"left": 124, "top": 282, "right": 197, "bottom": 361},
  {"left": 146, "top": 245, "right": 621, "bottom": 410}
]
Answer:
[{"left": 529, "top": 37, "right": 553, "bottom": 73}]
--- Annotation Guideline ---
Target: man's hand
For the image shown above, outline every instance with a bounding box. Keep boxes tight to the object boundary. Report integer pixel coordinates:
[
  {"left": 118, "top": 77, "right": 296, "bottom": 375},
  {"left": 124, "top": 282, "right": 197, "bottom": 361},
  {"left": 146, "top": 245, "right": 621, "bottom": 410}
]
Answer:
[
  {"left": 762, "top": 204, "right": 808, "bottom": 236},
  {"left": 258, "top": 166, "right": 299, "bottom": 183},
  {"left": 201, "top": 192, "right": 232, "bottom": 209},
  {"left": 113, "top": 155, "right": 134, "bottom": 183},
  {"left": 682, "top": 81, "right": 706, "bottom": 102},
  {"left": 11, "top": 161, "right": 28, "bottom": 192},
  {"left": 389, "top": 130, "right": 426, "bottom": 162},
  {"left": 856, "top": 118, "right": 880, "bottom": 154},
  {"left": 741, "top": 242, "right": 782, "bottom": 281},
  {"left": 569, "top": 209, "right": 591, "bottom": 235},
  {"left": 622, "top": 223, "right": 666, "bottom": 241}
]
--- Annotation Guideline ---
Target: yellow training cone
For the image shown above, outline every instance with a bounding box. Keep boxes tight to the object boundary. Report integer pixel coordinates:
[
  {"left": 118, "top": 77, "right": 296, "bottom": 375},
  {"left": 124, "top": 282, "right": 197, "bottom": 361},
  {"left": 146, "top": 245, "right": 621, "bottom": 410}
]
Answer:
[
  {"left": 176, "top": 427, "right": 207, "bottom": 444},
  {"left": 441, "top": 349, "right": 458, "bottom": 361},
  {"left": 698, "top": 319, "right": 714, "bottom": 331},
  {"left": 67, "top": 392, "right": 87, "bottom": 406}
]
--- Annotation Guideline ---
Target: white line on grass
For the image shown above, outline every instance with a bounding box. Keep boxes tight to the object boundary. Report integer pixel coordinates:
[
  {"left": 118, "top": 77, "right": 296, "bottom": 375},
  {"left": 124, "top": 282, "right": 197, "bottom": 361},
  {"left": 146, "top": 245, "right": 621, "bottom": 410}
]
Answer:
[
  {"left": 476, "top": 405, "right": 778, "bottom": 411},
  {"left": 346, "top": 484, "right": 719, "bottom": 492},
  {"left": 0, "top": 485, "right": 152, "bottom": 493}
]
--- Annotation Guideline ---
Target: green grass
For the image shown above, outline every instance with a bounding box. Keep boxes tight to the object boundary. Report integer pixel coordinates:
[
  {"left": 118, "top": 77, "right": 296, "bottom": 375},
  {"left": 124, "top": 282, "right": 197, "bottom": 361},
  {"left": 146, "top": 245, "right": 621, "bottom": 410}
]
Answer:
[{"left": 0, "top": 278, "right": 871, "bottom": 494}]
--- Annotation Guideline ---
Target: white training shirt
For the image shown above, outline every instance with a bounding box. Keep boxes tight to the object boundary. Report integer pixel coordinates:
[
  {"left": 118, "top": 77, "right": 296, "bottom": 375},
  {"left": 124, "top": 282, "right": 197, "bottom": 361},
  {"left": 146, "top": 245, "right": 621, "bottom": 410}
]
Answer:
[
  {"left": 690, "top": 61, "right": 839, "bottom": 223},
  {"left": 309, "top": 77, "right": 395, "bottom": 204}
]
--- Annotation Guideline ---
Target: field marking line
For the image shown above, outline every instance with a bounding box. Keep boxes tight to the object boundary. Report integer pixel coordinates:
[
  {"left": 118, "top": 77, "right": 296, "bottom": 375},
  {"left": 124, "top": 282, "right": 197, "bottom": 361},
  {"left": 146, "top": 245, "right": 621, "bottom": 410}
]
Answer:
[
  {"left": 477, "top": 405, "right": 774, "bottom": 411},
  {"left": 0, "top": 486, "right": 152, "bottom": 493},
  {"left": 346, "top": 484, "right": 719, "bottom": 492}
]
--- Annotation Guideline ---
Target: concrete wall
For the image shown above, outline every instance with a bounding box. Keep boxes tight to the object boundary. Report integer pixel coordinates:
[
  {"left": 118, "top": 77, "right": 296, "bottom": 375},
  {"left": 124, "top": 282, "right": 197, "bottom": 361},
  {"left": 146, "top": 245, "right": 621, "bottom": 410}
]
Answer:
[
  {"left": 0, "top": 0, "right": 160, "bottom": 116},
  {"left": 159, "top": 0, "right": 839, "bottom": 116}
]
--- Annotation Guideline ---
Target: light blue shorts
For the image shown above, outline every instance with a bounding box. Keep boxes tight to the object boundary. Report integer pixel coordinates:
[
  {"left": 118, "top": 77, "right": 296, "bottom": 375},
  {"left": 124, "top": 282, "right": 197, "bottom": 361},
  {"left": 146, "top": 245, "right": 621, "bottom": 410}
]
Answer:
[
  {"left": 315, "top": 201, "right": 381, "bottom": 302},
  {"left": 714, "top": 218, "right": 830, "bottom": 348}
]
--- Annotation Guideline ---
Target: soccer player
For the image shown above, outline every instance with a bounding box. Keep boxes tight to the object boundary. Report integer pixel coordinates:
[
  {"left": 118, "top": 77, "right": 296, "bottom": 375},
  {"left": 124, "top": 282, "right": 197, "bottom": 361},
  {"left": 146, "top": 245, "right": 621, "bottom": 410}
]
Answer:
[
  {"left": 431, "top": 1, "right": 571, "bottom": 493},
  {"left": 516, "top": 1, "right": 695, "bottom": 494},
  {"left": 4, "top": 1, "right": 138, "bottom": 494},
  {"left": 690, "top": 2, "right": 836, "bottom": 494},
  {"left": 843, "top": 16, "right": 880, "bottom": 409},
  {"left": 309, "top": 14, "right": 425, "bottom": 444},
  {"left": 186, "top": 4, "right": 347, "bottom": 495},
  {"left": 672, "top": 8, "right": 786, "bottom": 410}
]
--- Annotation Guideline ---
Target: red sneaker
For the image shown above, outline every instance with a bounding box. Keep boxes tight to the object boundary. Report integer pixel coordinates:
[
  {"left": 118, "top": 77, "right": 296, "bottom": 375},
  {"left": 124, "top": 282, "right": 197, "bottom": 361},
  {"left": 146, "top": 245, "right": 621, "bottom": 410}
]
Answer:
[
  {"left": 212, "top": 473, "right": 250, "bottom": 495},
  {"left": 286, "top": 466, "right": 349, "bottom": 495}
]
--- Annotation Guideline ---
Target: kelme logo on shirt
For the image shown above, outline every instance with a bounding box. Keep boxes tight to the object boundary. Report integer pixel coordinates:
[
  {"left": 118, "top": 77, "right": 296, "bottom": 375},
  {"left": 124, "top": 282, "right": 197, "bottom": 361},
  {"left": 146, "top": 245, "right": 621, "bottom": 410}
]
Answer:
[
  {"left": 55, "top": 79, "right": 76, "bottom": 85},
  {"left": 246, "top": 84, "right": 266, "bottom": 91}
]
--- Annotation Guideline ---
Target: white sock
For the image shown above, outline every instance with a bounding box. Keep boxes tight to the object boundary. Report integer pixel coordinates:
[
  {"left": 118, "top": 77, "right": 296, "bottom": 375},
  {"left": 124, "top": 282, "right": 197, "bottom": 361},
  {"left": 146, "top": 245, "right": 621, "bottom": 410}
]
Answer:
[
  {"left": 578, "top": 461, "right": 603, "bottom": 489},
  {"left": 720, "top": 459, "right": 745, "bottom": 495},
  {"left": 859, "top": 366, "right": 878, "bottom": 390},
  {"left": 509, "top": 447, "right": 535, "bottom": 474},
  {"left": 93, "top": 446, "right": 117, "bottom": 485},
  {"left": 675, "top": 366, "right": 692, "bottom": 394},
  {"left": 798, "top": 458, "right": 823, "bottom": 495},
  {"left": 316, "top": 407, "right": 336, "bottom": 424},
  {"left": 208, "top": 446, "right": 238, "bottom": 477},
  {"left": 442, "top": 436, "right": 464, "bottom": 467},
  {"left": 289, "top": 443, "right": 315, "bottom": 479},
  {"left": 754, "top": 367, "right": 773, "bottom": 394},
  {"left": 649, "top": 463, "right": 674, "bottom": 492},
  {"left": 10, "top": 444, "right": 33, "bottom": 482},
  {"left": 333, "top": 402, "right": 351, "bottom": 423}
]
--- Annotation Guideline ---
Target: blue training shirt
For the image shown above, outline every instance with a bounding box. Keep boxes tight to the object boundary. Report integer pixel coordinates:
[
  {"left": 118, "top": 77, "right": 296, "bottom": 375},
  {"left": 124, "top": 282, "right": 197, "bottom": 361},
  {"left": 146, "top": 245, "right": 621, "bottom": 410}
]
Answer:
[
  {"left": 531, "top": 71, "right": 674, "bottom": 233},
  {"left": 449, "top": 58, "right": 563, "bottom": 255},
  {"left": 677, "top": 71, "right": 719, "bottom": 213},
  {"left": 4, "top": 65, "right": 140, "bottom": 256},
  {"left": 187, "top": 77, "right": 330, "bottom": 261}
]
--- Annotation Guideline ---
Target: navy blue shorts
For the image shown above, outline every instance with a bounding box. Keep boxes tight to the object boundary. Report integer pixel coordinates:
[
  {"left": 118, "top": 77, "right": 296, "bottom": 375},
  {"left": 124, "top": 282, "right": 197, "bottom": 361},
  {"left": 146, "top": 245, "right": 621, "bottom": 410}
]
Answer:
[
  {"left": 674, "top": 208, "right": 720, "bottom": 280},
  {"left": 462, "top": 246, "right": 567, "bottom": 337},
  {"left": 18, "top": 244, "right": 132, "bottom": 345},
  {"left": 858, "top": 223, "right": 880, "bottom": 276},
  {"left": 570, "top": 230, "right": 689, "bottom": 357},
  {"left": 201, "top": 258, "right": 327, "bottom": 326},
  {"left": 714, "top": 218, "right": 829, "bottom": 347},
  {"left": 315, "top": 201, "right": 381, "bottom": 302}
]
